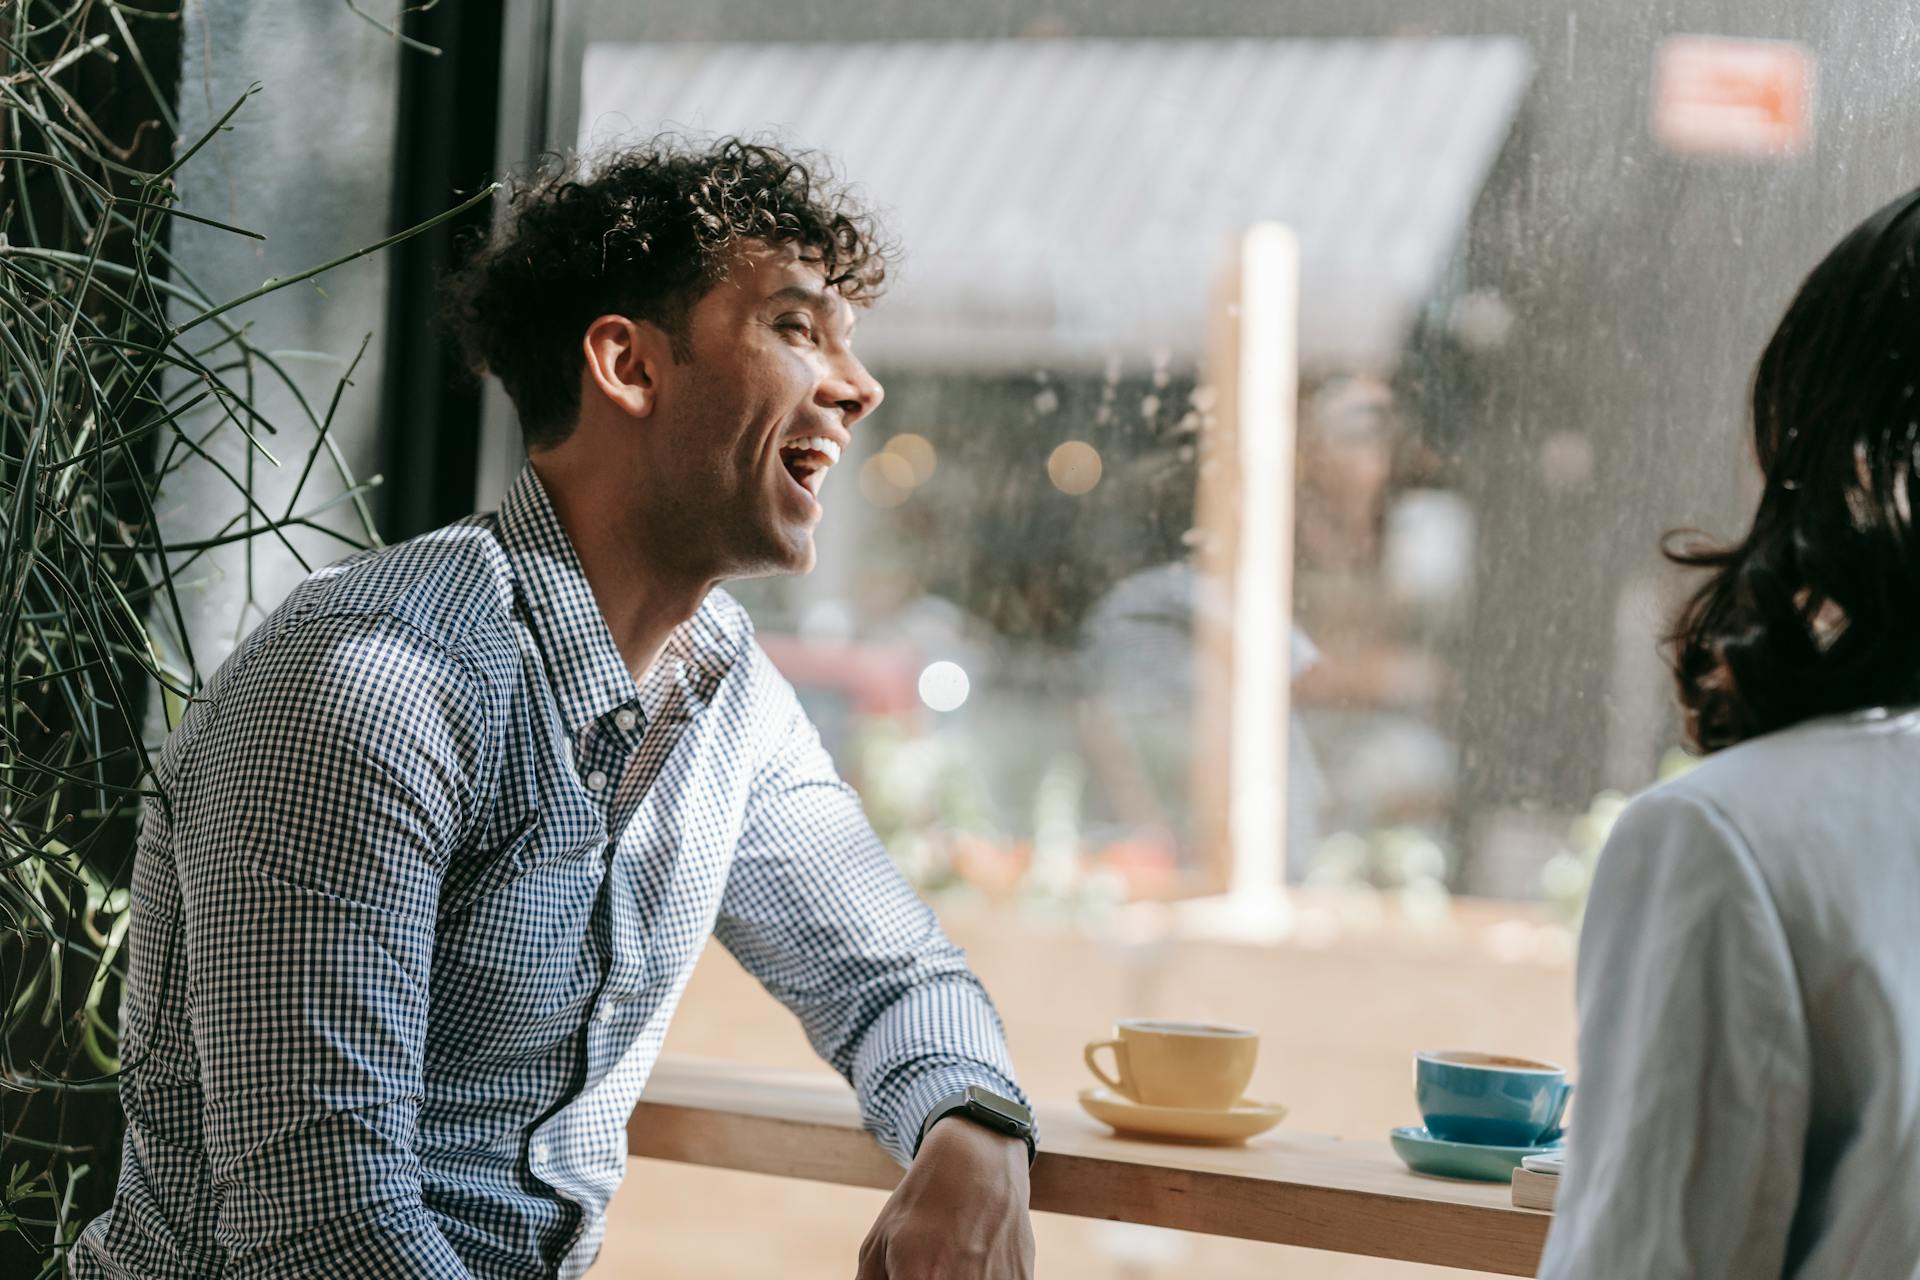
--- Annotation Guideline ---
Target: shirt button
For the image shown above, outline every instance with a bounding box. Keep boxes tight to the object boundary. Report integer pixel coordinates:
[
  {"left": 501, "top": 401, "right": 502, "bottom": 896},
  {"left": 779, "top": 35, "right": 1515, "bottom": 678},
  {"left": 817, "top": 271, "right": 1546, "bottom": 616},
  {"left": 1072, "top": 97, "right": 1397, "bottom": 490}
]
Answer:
[
  {"left": 585, "top": 769, "right": 609, "bottom": 792},
  {"left": 614, "top": 708, "right": 638, "bottom": 732},
  {"left": 531, "top": 1140, "right": 549, "bottom": 1164}
]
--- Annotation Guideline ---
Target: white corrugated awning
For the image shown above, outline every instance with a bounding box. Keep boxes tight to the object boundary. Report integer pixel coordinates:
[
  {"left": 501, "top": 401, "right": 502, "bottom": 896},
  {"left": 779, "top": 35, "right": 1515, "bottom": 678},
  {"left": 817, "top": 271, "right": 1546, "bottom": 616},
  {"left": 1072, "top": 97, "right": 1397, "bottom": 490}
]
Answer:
[{"left": 578, "top": 38, "right": 1532, "bottom": 373}]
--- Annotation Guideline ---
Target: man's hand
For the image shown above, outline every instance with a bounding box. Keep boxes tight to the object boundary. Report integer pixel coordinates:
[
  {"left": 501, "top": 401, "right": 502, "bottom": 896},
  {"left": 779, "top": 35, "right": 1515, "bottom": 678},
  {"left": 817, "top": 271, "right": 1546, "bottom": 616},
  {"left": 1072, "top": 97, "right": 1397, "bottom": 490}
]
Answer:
[{"left": 856, "top": 1116, "right": 1035, "bottom": 1279}]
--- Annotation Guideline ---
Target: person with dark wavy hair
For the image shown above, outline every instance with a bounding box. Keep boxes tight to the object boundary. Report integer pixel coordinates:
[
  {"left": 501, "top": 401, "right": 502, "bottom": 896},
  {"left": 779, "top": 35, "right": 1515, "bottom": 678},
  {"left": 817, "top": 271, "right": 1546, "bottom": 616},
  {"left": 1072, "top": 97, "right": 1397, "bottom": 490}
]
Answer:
[
  {"left": 1540, "top": 188, "right": 1920, "bottom": 1277},
  {"left": 71, "top": 137, "right": 1037, "bottom": 1280}
]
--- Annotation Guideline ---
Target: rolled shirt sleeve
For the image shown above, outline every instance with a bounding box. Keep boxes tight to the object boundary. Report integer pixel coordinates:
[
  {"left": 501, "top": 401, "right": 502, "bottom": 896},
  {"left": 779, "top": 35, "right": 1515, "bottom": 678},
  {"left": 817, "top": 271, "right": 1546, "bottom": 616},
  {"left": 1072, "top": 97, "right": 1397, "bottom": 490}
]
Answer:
[
  {"left": 714, "top": 658, "right": 1028, "bottom": 1165},
  {"left": 169, "top": 613, "right": 484, "bottom": 1277},
  {"left": 1539, "top": 786, "right": 1812, "bottom": 1279}
]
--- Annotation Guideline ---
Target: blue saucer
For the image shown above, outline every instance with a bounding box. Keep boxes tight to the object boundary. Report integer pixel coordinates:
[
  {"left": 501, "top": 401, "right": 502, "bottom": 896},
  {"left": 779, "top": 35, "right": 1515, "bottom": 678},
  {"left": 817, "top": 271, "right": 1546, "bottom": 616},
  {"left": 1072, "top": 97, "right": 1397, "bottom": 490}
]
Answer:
[{"left": 1389, "top": 1125, "right": 1563, "bottom": 1182}]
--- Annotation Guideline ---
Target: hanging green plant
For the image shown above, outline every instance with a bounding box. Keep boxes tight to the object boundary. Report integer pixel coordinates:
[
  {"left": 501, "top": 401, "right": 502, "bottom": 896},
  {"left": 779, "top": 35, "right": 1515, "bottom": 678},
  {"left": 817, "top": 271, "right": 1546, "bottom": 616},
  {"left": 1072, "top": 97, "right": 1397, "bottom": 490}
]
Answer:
[{"left": 0, "top": 5, "right": 491, "bottom": 1274}]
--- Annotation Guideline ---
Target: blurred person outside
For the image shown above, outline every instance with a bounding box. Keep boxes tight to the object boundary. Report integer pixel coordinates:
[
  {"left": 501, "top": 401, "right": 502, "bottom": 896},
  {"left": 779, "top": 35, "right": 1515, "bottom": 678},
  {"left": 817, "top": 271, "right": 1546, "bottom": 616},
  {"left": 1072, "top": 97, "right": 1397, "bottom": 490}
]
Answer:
[
  {"left": 1290, "top": 376, "right": 1460, "bottom": 845},
  {"left": 1079, "top": 561, "right": 1325, "bottom": 877},
  {"left": 69, "top": 139, "right": 1036, "bottom": 1280}
]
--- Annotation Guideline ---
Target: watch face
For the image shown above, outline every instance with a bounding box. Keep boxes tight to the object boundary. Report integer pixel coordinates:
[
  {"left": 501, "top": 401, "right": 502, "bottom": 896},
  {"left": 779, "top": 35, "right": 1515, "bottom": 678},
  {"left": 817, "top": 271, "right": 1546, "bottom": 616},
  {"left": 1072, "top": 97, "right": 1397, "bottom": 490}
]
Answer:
[{"left": 966, "top": 1085, "right": 1033, "bottom": 1129}]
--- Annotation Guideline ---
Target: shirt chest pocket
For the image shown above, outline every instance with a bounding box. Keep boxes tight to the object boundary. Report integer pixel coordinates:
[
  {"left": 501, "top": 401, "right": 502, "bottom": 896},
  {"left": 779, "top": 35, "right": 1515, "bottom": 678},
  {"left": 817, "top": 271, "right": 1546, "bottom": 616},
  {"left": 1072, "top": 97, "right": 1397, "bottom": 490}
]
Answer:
[{"left": 438, "top": 808, "right": 602, "bottom": 917}]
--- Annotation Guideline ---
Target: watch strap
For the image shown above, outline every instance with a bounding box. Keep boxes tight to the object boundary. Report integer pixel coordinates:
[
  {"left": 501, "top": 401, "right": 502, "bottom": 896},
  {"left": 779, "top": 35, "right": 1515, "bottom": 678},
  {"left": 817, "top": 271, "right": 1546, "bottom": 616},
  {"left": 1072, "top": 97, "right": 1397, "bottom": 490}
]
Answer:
[{"left": 916, "top": 1086, "right": 1037, "bottom": 1167}]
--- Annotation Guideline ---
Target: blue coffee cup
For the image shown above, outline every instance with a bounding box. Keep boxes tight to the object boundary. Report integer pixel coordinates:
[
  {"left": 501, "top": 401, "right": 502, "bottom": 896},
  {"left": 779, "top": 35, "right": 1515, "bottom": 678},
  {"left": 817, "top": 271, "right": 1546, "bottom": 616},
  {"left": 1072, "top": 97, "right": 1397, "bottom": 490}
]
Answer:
[{"left": 1414, "top": 1050, "right": 1572, "bottom": 1147}]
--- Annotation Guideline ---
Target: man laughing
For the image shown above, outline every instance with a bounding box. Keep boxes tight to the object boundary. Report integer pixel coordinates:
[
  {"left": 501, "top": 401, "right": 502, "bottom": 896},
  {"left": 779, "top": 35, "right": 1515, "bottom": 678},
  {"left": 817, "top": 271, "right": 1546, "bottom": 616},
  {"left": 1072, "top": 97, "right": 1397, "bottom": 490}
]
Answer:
[{"left": 72, "top": 138, "right": 1036, "bottom": 1280}]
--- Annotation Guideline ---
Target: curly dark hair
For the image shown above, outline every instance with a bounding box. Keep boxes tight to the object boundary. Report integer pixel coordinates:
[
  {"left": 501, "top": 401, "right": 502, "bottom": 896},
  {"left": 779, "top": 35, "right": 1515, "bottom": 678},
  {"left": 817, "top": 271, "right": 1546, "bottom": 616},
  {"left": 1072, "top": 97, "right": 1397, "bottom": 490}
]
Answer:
[
  {"left": 1666, "top": 185, "right": 1920, "bottom": 752},
  {"left": 440, "top": 135, "right": 890, "bottom": 448}
]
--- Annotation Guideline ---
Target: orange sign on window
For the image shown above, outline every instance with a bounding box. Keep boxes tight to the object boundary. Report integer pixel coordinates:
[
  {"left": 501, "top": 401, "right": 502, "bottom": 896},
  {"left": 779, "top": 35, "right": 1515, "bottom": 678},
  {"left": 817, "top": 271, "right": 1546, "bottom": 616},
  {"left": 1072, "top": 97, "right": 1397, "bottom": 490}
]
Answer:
[{"left": 1652, "top": 35, "right": 1814, "bottom": 158}]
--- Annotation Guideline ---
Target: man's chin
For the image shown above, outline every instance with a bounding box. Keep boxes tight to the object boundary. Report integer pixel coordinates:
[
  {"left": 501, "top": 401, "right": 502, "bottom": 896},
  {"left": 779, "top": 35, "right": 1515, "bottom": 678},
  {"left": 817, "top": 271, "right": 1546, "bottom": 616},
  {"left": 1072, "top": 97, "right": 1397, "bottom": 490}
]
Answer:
[
  {"left": 725, "top": 528, "right": 816, "bottom": 582},
  {"left": 783, "top": 539, "right": 818, "bottom": 576}
]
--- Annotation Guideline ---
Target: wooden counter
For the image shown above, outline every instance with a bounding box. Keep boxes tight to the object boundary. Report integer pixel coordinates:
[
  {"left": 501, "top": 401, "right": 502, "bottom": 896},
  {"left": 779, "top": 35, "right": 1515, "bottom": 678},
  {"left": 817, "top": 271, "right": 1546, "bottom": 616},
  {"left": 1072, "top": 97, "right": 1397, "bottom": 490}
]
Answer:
[{"left": 629, "top": 1056, "right": 1548, "bottom": 1276}]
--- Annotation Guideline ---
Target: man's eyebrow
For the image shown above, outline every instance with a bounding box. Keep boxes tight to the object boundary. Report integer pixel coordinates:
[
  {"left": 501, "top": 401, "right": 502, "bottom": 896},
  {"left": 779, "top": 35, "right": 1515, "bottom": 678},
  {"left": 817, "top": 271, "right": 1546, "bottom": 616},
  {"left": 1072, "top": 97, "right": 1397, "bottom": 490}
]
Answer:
[{"left": 766, "top": 284, "right": 828, "bottom": 308}]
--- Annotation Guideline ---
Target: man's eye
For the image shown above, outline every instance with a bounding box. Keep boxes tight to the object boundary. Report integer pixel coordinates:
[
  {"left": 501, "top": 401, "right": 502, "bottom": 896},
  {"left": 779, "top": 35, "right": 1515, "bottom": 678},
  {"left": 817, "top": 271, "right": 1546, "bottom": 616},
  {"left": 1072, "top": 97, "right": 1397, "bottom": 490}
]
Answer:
[{"left": 775, "top": 317, "right": 816, "bottom": 340}]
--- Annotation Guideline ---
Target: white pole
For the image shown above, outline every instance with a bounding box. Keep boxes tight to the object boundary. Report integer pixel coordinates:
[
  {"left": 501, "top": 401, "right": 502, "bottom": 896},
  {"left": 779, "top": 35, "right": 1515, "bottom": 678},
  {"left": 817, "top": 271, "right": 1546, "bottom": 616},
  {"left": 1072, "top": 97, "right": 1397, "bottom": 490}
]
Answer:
[{"left": 1226, "top": 223, "right": 1299, "bottom": 903}]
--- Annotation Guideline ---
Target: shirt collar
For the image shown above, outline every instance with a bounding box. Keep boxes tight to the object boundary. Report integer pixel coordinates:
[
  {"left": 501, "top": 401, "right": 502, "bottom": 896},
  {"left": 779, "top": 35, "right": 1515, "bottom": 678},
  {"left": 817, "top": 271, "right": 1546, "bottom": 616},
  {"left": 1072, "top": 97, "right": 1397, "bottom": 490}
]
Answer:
[{"left": 496, "top": 462, "right": 748, "bottom": 737}]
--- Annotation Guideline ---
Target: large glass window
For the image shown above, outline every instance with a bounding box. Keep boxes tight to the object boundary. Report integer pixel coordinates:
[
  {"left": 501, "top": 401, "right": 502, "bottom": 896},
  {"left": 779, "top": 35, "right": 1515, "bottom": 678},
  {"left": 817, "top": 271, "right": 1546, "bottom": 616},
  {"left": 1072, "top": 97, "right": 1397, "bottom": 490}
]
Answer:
[{"left": 492, "top": 3, "right": 1899, "bottom": 1274}]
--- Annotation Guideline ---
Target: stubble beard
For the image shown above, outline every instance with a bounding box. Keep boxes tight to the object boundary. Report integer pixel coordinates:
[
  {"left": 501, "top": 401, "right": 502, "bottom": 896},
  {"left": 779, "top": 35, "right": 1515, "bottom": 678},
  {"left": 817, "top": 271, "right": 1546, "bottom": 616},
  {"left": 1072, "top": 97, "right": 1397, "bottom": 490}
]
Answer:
[{"left": 678, "top": 461, "right": 817, "bottom": 585}]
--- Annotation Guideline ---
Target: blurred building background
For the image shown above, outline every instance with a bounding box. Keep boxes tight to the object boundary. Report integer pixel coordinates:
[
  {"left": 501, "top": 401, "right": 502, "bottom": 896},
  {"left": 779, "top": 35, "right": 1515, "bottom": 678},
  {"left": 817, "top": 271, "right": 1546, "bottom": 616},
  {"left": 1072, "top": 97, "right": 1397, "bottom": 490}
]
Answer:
[
  {"left": 515, "top": 0, "right": 1896, "bottom": 907},
  {"left": 175, "top": 0, "right": 1912, "bottom": 908}
]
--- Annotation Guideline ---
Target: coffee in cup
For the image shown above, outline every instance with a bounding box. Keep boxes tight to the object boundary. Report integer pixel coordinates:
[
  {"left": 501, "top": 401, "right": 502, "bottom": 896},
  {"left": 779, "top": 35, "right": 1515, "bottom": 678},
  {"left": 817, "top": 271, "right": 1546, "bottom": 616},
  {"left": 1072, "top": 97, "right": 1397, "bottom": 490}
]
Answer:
[{"left": 1084, "top": 1019, "right": 1257, "bottom": 1110}]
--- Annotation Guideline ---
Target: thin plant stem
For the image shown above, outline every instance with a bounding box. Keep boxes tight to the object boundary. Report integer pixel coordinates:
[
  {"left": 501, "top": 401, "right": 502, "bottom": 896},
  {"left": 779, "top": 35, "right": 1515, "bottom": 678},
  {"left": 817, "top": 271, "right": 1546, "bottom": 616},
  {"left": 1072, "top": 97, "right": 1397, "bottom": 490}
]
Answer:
[{"left": 2, "top": 11, "right": 480, "bottom": 1267}]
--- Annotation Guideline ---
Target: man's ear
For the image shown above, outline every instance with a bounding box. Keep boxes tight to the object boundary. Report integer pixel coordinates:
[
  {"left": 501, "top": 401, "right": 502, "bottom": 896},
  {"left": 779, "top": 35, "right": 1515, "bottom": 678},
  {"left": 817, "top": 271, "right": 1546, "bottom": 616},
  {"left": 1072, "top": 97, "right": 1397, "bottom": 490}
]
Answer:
[{"left": 582, "top": 314, "right": 670, "bottom": 419}]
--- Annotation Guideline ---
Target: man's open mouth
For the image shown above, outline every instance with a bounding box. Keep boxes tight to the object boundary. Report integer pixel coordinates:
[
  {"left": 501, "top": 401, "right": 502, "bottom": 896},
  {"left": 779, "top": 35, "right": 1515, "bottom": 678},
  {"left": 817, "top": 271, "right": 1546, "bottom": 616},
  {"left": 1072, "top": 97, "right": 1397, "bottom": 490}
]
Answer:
[{"left": 778, "top": 435, "right": 841, "bottom": 497}]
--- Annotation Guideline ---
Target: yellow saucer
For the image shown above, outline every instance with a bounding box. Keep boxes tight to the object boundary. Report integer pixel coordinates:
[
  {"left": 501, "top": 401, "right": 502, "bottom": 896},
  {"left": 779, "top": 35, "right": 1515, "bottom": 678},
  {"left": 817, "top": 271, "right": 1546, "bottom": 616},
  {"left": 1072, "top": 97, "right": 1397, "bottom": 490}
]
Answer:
[{"left": 1078, "top": 1087, "right": 1288, "bottom": 1144}]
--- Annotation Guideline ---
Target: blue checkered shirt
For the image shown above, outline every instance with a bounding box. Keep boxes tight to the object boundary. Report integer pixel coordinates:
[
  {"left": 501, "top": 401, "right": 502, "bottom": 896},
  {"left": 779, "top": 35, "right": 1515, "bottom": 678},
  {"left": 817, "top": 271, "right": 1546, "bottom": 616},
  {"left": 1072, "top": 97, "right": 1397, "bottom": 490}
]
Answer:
[{"left": 70, "top": 464, "right": 1027, "bottom": 1279}]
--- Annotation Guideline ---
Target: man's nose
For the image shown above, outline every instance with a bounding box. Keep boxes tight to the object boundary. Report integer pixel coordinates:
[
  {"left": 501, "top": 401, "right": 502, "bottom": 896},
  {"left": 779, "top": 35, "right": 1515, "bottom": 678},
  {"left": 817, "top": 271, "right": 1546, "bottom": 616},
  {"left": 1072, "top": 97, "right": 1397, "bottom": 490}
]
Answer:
[{"left": 822, "top": 354, "right": 884, "bottom": 426}]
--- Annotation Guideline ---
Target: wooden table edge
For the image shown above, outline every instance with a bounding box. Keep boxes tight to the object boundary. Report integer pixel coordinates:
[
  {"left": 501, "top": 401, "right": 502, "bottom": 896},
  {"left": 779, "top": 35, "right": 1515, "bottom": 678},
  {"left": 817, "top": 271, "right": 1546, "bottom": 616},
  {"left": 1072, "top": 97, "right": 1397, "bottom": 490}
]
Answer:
[{"left": 627, "top": 1058, "right": 1548, "bottom": 1276}]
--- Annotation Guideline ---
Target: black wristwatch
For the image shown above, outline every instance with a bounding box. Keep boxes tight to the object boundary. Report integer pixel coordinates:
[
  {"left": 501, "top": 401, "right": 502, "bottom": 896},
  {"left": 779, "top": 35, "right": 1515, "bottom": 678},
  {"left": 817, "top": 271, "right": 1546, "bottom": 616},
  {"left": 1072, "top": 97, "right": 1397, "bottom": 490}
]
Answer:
[{"left": 915, "top": 1085, "right": 1037, "bottom": 1167}]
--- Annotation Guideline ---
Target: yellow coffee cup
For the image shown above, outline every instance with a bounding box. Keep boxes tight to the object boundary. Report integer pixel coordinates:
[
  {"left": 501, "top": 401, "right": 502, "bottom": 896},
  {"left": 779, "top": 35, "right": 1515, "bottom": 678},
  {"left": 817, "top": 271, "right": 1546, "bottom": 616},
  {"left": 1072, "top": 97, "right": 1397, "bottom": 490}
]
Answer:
[{"left": 1083, "top": 1019, "right": 1258, "bottom": 1109}]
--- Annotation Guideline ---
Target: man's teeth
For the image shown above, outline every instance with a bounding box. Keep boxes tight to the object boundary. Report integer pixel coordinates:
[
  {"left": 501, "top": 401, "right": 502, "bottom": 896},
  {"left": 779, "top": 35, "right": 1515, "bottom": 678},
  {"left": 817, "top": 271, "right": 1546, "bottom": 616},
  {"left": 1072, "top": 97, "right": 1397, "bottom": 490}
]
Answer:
[{"left": 782, "top": 435, "right": 841, "bottom": 465}]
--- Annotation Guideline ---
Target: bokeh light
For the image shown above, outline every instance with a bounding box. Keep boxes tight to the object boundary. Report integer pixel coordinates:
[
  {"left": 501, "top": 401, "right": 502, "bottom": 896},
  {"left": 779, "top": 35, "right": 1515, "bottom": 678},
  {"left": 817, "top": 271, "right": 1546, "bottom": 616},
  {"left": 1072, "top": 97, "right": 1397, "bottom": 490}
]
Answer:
[
  {"left": 1047, "top": 440, "right": 1103, "bottom": 495},
  {"left": 885, "top": 432, "right": 938, "bottom": 486},
  {"left": 917, "top": 660, "right": 970, "bottom": 712},
  {"left": 858, "top": 452, "right": 916, "bottom": 507}
]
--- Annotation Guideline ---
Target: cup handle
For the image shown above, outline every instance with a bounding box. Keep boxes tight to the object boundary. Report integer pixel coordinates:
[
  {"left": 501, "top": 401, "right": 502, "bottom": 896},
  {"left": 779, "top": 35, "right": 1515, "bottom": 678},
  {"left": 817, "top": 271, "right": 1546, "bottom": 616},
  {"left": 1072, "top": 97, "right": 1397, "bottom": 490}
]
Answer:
[
  {"left": 1539, "top": 1081, "right": 1575, "bottom": 1144},
  {"left": 1084, "top": 1039, "right": 1131, "bottom": 1098}
]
